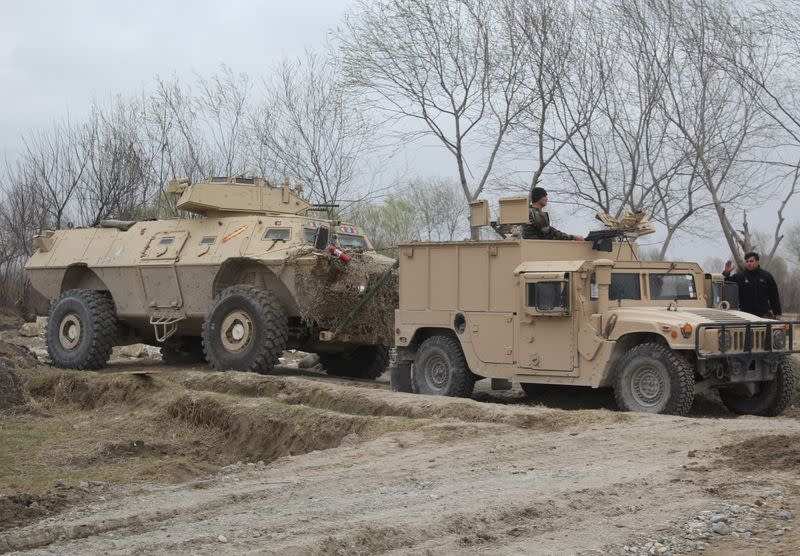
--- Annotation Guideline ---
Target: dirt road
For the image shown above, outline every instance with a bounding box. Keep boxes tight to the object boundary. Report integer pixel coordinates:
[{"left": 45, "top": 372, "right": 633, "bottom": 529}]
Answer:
[{"left": 2, "top": 344, "right": 800, "bottom": 555}]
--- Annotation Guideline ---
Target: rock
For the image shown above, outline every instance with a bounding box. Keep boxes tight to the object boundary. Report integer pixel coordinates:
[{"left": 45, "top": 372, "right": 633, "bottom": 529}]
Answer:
[
  {"left": 711, "top": 522, "right": 731, "bottom": 535},
  {"left": 695, "top": 541, "right": 709, "bottom": 550},
  {"left": 119, "top": 344, "right": 148, "bottom": 358},
  {"left": 35, "top": 316, "right": 48, "bottom": 336},
  {"left": 776, "top": 510, "right": 793, "bottom": 520},
  {"left": 18, "top": 322, "right": 39, "bottom": 337},
  {"left": 710, "top": 514, "right": 727, "bottom": 523},
  {"left": 297, "top": 353, "right": 320, "bottom": 369},
  {"left": 769, "top": 490, "right": 783, "bottom": 497},
  {"left": 217, "top": 535, "right": 228, "bottom": 543}
]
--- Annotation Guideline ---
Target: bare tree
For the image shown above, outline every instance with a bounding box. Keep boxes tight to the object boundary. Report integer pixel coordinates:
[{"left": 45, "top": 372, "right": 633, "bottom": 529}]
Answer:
[
  {"left": 406, "top": 177, "right": 470, "bottom": 240},
  {"left": 0, "top": 170, "right": 51, "bottom": 309},
  {"left": 250, "top": 51, "right": 378, "bottom": 214},
  {"left": 339, "top": 0, "right": 532, "bottom": 219},
  {"left": 76, "top": 99, "right": 149, "bottom": 226},
  {"left": 152, "top": 75, "right": 214, "bottom": 182},
  {"left": 19, "top": 118, "right": 90, "bottom": 229},
  {"left": 558, "top": 0, "right": 714, "bottom": 259},
  {"left": 195, "top": 65, "right": 253, "bottom": 176},
  {"left": 655, "top": 0, "right": 779, "bottom": 268},
  {"left": 506, "top": 0, "right": 607, "bottom": 193}
]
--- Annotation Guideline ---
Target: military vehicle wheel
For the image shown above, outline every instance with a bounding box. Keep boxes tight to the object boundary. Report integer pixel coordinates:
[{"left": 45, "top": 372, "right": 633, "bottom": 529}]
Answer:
[
  {"left": 411, "top": 335, "right": 474, "bottom": 397},
  {"left": 202, "top": 285, "right": 288, "bottom": 373},
  {"left": 614, "top": 342, "right": 694, "bottom": 416},
  {"left": 320, "top": 345, "right": 390, "bottom": 379},
  {"left": 46, "top": 289, "right": 116, "bottom": 370},
  {"left": 161, "top": 337, "right": 206, "bottom": 365},
  {"left": 719, "top": 357, "right": 795, "bottom": 416}
]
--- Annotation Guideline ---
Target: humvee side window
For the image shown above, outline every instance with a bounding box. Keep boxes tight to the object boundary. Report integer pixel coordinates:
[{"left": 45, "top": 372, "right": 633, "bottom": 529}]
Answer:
[
  {"left": 264, "top": 228, "right": 291, "bottom": 241},
  {"left": 609, "top": 273, "right": 641, "bottom": 300},
  {"left": 526, "top": 280, "right": 569, "bottom": 313},
  {"left": 200, "top": 236, "right": 216, "bottom": 245},
  {"left": 649, "top": 273, "right": 697, "bottom": 300},
  {"left": 590, "top": 273, "right": 641, "bottom": 300},
  {"left": 159, "top": 237, "right": 175, "bottom": 245},
  {"left": 303, "top": 228, "right": 317, "bottom": 244}
]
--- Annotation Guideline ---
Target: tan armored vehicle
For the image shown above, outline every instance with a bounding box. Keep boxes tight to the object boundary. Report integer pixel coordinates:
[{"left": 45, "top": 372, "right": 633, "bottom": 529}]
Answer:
[
  {"left": 26, "top": 176, "right": 397, "bottom": 378},
  {"left": 391, "top": 197, "right": 798, "bottom": 416}
]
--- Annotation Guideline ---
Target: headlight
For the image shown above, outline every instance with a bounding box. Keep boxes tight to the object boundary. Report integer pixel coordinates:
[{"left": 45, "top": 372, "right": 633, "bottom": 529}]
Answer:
[
  {"left": 773, "top": 329, "right": 786, "bottom": 350},
  {"left": 718, "top": 330, "right": 732, "bottom": 351},
  {"left": 681, "top": 323, "right": 693, "bottom": 338}
]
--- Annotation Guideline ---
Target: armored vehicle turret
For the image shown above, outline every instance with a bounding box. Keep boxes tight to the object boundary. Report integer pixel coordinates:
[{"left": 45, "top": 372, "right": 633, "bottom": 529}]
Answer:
[{"left": 26, "top": 176, "right": 397, "bottom": 378}]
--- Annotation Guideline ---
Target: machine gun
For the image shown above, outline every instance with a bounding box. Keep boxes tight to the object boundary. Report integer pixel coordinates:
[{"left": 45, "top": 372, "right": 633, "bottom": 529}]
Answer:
[{"left": 586, "top": 209, "right": 656, "bottom": 251}]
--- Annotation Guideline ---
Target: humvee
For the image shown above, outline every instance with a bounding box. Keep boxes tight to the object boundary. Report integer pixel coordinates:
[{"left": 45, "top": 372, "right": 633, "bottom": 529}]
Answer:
[
  {"left": 390, "top": 197, "right": 798, "bottom": 416},
  {"left": 25, "top": 176, "right": 396, "bottom": 378}
]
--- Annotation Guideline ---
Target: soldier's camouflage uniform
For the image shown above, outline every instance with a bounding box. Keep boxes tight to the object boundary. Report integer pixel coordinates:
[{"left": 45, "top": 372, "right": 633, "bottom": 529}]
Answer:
[{"left": 522, "top": 207, "right": 573, "bottom": 240}]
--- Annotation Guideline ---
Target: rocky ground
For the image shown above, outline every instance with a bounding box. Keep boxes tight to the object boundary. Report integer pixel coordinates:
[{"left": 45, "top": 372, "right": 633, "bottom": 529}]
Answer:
[{"left": 1, "top": 316, "right": 800, "bottom": 555}]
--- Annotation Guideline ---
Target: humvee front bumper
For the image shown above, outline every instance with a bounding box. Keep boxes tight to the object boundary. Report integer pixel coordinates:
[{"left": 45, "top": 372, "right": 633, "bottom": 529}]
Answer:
[{"left": 694, "top": 320, "right": 800, "bottom": 359}]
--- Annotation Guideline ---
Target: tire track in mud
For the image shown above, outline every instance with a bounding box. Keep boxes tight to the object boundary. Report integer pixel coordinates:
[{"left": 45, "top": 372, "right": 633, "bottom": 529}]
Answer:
[
  {"left": 9, "top": 414, "right": 798, "bottom": 555},
  {"left": 182, "top": 372, "right": 631, "bottom": 431}
]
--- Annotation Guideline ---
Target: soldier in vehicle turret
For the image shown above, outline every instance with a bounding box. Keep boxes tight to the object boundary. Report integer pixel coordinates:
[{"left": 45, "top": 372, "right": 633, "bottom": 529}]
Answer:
[{"left": 523, "top": 186, "right": 584, "bottom": 241}]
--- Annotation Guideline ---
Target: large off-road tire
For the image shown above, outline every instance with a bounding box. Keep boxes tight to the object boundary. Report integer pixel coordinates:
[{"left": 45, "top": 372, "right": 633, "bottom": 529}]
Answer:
[
  {"left": 411, "top": 335, "right": 474, "bottom": 398},
  {"left": 613, "top": 343, "right": 695, "bottom": 416},
  {"left": 719, "top": 357, "right": 796, "bottom": 417},
  {"left": 202, "top": 285, "right": 288, "bottom": 373},
  {"left": 320, "top": 345, "right": 390, "bottom": 380},
  {"left": 161, "top": 336, "right": 206, "bottom": 366},
  {"left": 46, "top": 289, "right": 116, "bottom": 370}
]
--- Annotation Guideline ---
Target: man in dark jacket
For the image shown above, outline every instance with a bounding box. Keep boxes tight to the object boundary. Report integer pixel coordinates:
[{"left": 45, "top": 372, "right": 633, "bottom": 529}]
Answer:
[{"left": 723, "top": 252, "right": 782, "bottom": 319}]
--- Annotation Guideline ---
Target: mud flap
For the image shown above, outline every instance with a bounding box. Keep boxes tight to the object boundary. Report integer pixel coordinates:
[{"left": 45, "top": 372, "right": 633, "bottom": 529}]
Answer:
[{"left": 390, "top": 362, "right": 413, "bottom": 393}]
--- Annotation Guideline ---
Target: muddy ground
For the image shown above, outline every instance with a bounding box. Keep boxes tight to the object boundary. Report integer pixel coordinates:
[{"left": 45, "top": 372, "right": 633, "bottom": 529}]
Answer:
[{"left": 2, "top": 325, "right": 800, "bottom": 555}]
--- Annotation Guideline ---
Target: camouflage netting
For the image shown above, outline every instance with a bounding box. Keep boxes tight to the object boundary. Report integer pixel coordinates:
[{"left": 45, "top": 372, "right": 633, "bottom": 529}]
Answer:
[{"left": 294, "top": 253, "right": 398, "bottom": 345}]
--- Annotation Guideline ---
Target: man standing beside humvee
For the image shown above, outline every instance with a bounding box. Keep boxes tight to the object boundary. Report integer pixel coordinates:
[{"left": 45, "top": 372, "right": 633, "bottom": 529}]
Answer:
[
  {"left": 523, "top": 186, "right": 584, "bottom": 241},
  {"left": 723, "top": 252, "right": 782, "bottom": 319}
]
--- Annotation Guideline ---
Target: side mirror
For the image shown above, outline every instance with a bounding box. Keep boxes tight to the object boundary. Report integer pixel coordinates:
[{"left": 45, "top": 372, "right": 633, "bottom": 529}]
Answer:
[{"left": 313, "top": 225, "right": 330, "bottom": 250}]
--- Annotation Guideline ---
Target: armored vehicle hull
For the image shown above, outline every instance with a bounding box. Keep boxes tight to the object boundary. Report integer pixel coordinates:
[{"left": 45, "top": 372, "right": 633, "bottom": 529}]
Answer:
[{"left": 26, "top": 177, "right": 397, "bottom": 378}]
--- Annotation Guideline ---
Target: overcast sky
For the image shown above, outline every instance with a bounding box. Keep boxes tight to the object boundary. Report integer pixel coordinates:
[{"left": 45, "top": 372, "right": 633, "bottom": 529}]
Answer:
[
  {"left": 0, "top": 0, "right": 353, "bottom": 159},
  {"left": 1, "top": 0, "right": 796, "bottom": 266}
]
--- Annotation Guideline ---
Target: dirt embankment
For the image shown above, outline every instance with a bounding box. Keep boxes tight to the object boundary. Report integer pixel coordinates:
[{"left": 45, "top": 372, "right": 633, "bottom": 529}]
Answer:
[{"left": 1, "top": 346, "right": 800, "bottom": 554}]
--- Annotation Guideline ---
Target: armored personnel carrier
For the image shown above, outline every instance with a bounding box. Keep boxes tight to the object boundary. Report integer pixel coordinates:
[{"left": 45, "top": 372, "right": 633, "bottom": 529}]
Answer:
[
  {"left": 25, "top": 176, "right": 397, "bottom": 378},
  {"left": 391, "top": 197, "right": 798, "bottom": 416}
]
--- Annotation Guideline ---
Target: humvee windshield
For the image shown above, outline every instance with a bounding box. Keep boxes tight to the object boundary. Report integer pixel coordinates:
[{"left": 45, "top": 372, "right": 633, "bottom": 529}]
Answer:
[{"left": 649, "top": 273, "right": 697, "bottom": 300}]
